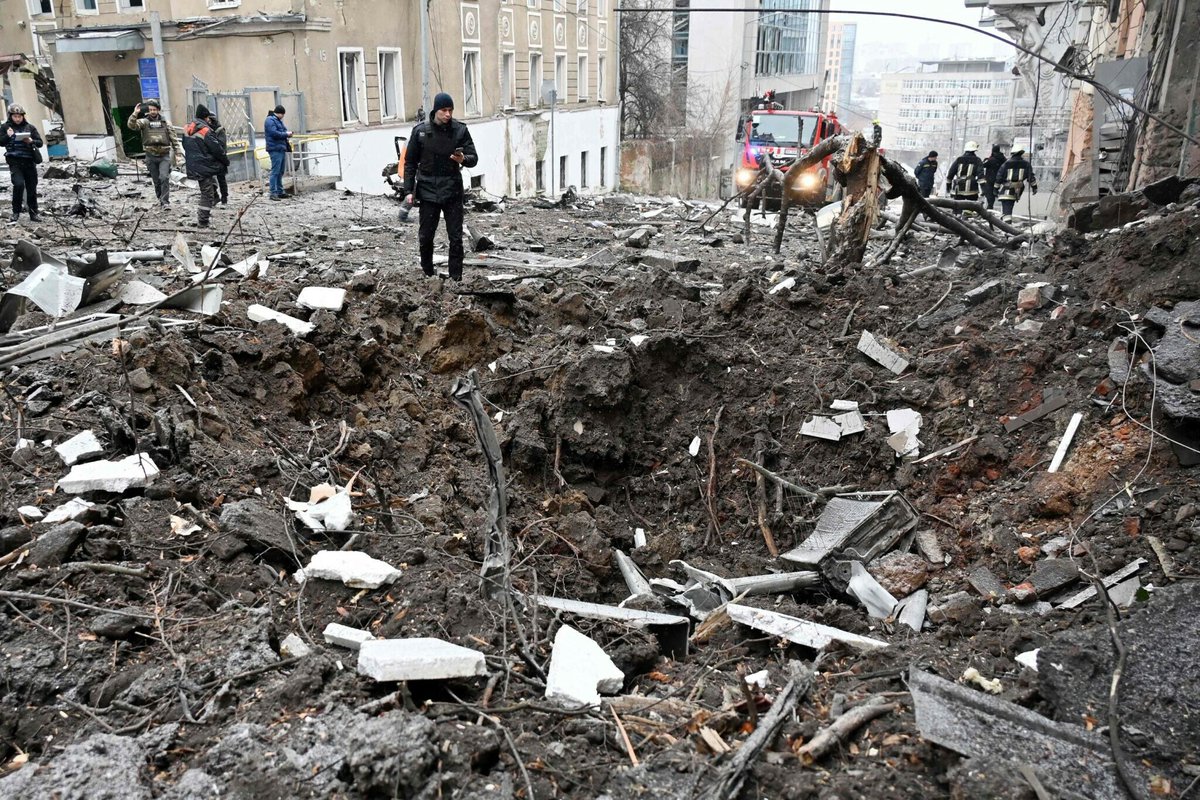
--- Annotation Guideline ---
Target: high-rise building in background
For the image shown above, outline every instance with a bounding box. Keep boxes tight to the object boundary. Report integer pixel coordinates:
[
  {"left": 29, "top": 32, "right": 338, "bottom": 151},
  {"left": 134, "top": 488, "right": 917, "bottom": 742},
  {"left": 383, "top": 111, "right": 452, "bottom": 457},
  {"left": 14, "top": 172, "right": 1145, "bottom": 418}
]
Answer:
[
  {"left": 877, "top": 58, "right": 1014, "bottom": 162},
  {"left": 824, "top": 21, "right": 856, "bottom": 115}
]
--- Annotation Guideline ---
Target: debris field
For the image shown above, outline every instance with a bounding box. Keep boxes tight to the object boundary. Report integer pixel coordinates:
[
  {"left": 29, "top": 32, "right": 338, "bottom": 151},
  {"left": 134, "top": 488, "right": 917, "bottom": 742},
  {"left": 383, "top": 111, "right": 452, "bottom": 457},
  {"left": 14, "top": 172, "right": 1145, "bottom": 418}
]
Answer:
[{"left": 0, "top": 165, "right": 1199, "bottom": 800}]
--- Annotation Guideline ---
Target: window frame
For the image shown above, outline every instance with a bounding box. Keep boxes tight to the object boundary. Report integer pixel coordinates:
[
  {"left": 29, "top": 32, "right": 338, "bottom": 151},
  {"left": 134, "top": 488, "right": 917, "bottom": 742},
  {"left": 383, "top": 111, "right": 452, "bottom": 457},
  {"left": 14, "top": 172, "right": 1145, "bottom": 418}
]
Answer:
[
  {"left": 337, "top": 47, "right": 368, "bottom": 126},
  {"left": 462, "top": 47, "right": 483, "bottom": 117},
  {"left": 554, "top": 54, "right": 566, "bottom": 103},
  {"left": 206, "top": 0, "right": 241, "bottom": 8},
  {"left": 597, "top": 55, "right": 606, "bottom": 103},
  {"left": 75, "top": 0, "right": 99, "bottom": 15},
  {"left": 118, "top": 0, "right": 147, "bottom": 10},
  {"left": 580, "top": 150, "right": 589, "bottom": 188},
  {"left": 29, "top": 0, "right": 53, "bottom": 15},
  {"left": 577, "top": 54, "right": 588, "bottom": 101},
  {"left": 377, "top": 47, "right": 404, "bottom": 121},
  {"left": 528, "top": 51, "right": 544, "bottom": 107},
  {"left": 500, "top": 50, "right": 516, "bottom": 109}
]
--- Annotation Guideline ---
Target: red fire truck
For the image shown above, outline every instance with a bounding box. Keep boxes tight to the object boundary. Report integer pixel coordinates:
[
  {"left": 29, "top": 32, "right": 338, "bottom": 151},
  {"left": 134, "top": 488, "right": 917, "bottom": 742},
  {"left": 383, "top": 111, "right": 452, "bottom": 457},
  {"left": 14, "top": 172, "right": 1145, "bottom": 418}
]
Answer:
[{"left": 727, "top": 92, "right": 846, "bottom": 207}]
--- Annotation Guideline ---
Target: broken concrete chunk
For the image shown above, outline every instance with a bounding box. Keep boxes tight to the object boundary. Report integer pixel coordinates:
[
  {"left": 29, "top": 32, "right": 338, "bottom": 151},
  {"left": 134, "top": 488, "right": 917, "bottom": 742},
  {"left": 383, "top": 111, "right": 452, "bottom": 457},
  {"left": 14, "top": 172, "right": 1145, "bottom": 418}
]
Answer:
[
  {"left": 297, "top": 287, "right": 347, "bottom": 312},
  {"left": 544, "top": 624, "right": 625, "bottom": 708},
  {"left": 967, "top": 566, "right": 1006, "bottom": 601},
  {"left": 28, "top": 520, "right": 88, "bottom": 566},
  {"left": 624, "top": 226, "right": 654, "bottom": 249},
  {"left": 280, "top": 633, "right": 312, "bottom": 659},
  {"left": 1017, "top": 282, "right": 1056, "bottom": 311},
  {"left": 638, "top": 250, "right": 700, "bottom": 273},
  {"left": 43, "top": 497, "right": 95, "bottom": 524},
  {"left": 17, "top": 505, "right": 43, "bottom": 520},
  {"left": 323, "top": 622, "right": 377, "bottom": 651},
  {"left": 1025, "top": 558, "right": 1080, "bottom": 597},
  {"left": 1057, "top": 558, "right": 1146, "bottom": 609},
  {"left": 357, "top": 638, "right": 487, "bottom": 682},
  {"left": 914, "top": 529, "right": 944, "bottom": 563},
  {"left": 909, "top": 667, "right": 1121, "bottom": 797},
  {"left": 54, "top": 430, "right": 103, "bottom": 466},
  {"left": 857, "top": 330, "right": 909, "bottom": 375},
  {"left": 963, "top": 279, "right": 1003, "bottom": 305},
  {"left": 58, "top": 453, "right": 159, "bottom": 494},
  {"left": 295, "top": 550, "right": 401, "bottom": 589},
  {"left": 727, "top": 603, "right": 888, "bottom": 651},
  {"left": 248, "top": 304, "right": 315, "bottom": 336}
]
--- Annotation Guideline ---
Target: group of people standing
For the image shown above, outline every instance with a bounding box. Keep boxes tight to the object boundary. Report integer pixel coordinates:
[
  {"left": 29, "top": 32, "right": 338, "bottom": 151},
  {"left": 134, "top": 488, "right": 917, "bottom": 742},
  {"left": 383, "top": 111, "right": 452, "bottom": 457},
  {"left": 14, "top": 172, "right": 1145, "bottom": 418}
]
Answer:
[{"left": 913, "top": 143, "right": 1037, "bottom": 220}]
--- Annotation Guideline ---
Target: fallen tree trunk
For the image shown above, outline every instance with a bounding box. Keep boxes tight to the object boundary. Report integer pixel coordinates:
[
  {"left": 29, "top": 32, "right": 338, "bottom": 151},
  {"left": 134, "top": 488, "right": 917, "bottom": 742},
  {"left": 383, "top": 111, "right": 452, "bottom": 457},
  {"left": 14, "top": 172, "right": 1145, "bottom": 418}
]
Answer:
[{"left": 824, "top": 126, "right": 882, "bottom": 266}]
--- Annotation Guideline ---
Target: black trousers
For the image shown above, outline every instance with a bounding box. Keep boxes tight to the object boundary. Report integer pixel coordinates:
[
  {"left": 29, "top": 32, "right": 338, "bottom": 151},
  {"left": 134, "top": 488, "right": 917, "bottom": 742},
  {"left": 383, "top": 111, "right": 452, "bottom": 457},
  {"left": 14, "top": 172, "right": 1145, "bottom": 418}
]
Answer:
[
  {"left": 982, "top": 183, "right": 997, "bottom": 209},
  {"left": 216, "top": 170, "right": 228, "bottom": 203},
  {"left": 418, "top": 199, "right": 465, "bottom": 279},
  {"left": 1000, "top": 199, "right": 1016, "bottom": 217},
  {"left": 8, "top": 157, "right": 38, "bottom": 215}
]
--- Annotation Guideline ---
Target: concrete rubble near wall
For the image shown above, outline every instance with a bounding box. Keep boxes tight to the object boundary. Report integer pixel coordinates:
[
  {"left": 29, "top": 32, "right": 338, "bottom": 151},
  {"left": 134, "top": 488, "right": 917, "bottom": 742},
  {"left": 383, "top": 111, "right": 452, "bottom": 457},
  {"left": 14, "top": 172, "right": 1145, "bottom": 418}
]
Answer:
[{"left": 0, "top": 161, "right": 1198, "bottom": 799}]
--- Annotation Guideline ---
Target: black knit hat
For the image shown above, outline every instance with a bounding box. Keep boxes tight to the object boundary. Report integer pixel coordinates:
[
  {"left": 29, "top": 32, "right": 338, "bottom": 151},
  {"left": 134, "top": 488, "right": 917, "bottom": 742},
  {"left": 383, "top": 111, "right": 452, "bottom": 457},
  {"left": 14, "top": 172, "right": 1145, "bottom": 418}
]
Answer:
[
  {"left": 433, "top": 92, "right": 454, "bottom": 112},
  {"left": 195, "top": 104, "right": 210, "bottom": 119},
  {"left": 928, "top": 151, "right": 938, "bottom": 158}
]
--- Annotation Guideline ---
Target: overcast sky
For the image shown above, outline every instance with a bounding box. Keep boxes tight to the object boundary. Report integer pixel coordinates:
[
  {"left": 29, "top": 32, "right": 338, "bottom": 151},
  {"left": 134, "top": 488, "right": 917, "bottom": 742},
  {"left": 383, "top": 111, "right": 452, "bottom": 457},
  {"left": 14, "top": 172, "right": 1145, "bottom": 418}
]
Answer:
[{"left": 829, "top": 0, "right": 1011, "bottom": 61}]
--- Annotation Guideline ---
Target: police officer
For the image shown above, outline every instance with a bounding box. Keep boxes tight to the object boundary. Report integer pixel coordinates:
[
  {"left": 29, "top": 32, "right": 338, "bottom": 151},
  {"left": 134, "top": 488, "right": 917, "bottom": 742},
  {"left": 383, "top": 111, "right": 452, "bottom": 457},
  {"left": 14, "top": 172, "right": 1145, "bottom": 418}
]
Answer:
[
  {"left": 981, "top": 144, "right": 1006, "bottom": 210},
  {"left": 945, "top": 142, "right": 983, "bottom": 207},
  {"left": 128, "top": 99, "right": 181, "bottom": 207},
  {"left": 913, "top": 151, "right": 938, "bottom": 198},
  {"left": 997, "top": 148, "right": 1037, "bottom": 221},
  {"left": 402, "top": 92, "right": 478, "bottom": 281}
]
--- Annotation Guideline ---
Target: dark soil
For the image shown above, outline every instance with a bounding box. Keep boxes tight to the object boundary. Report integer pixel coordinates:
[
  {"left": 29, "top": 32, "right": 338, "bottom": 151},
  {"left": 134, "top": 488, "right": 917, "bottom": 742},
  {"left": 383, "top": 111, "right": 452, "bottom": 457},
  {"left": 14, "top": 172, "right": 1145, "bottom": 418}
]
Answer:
[{"left": 0, "top": 170, "right": 1197, "bottom": 799}]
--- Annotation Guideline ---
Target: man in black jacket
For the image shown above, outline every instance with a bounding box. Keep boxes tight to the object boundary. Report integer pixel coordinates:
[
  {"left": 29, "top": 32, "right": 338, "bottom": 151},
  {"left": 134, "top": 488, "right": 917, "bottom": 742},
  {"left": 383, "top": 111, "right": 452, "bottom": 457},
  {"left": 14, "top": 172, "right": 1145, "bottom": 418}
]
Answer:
[
  {"left": 1, "top": 105, "right": 44, "bottom": 223},
  {"left": 181, "top": 105, "right": 229, "bottom": 228},
  {"left": 913, "top": 151, "right": 938, "bottom": 198},
  {"left": 403, "top": 92, "right": 479, "bottom": 280},
  {"left": 981, "top": 144, "right": 1005, "bottom": 210}
]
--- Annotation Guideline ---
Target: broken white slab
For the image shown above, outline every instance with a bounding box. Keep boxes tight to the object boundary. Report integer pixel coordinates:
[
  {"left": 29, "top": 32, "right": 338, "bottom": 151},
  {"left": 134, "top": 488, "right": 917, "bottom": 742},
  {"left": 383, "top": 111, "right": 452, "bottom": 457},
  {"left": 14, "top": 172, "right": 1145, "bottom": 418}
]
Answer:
[
  {"left": 297, "top": 287, "right": 347, "bottom": 312},
  {"left": 116, "top": 280, "right": 168, "bottom": 305},
  {"left": 847, "top": 561, "right": 898, "bottom": 619},
  {"left": 857, "top": 331, "right": 909, "bottom": 375},
  {"left": 9, "top": 264, "right": 86, "bottom": 319},
  {"left": 896, "top": 589, "right": 928, "bottom": 632},
  {"left": 58, "top": 453, "right": 159, "bottom": 494},
  {"left": 295, "top": 550, "right": 401, "bottom": 589},
  {"left": 323, "top": 622, "right": 377, "bottom": 651},
  {"left": 286, "top": 488, "right": 354, "bottom": 531},
  {"left": 17, "top": 505, "right": 43, "bottom": 520},
  {"left": 248, "top": 304, "right": 315, "bottom": 336},
  {"left": 280, "top": 633, "right": 312, "bottom": 659},
  {"left": 1047, "top": 412, "right": 1083, "bottom": 473},
  {"left": 357, "top": 638, "right": 487, "bottom": 682},
  {"left": 1015, "top": 649, "right": 1039, "bottom": 671},
  {"left": 54, "top": 430, "right": 103, "bottom": 466},
  {"left": 545, "top": 624, "right": 625, "bottom": 708},
  {"left": 633, "top": 528, "right": 647, "bottom": 548},
  {"left": 768, "top": 276, "right": 796, "bottom": 295},
  {"left": 801, "top": 415, "right": 843, "bottom": 441},
  {"left": 43, "top": 497, "right": 95, "bottom": 523},
  {"left": 1106, "top": 575, "right": 1141, "bottom": 608},
  {"left": 172, "top": 232, "right": 197, "bottom": 273},
  {"left": 727, "top": 603, "right": 888, "bottom": 651},
  {"left": 1058, "top": 559, "right": 1147, "bottom": 609},
  {"left": 830, "top": 399, "right": 859, "bottom": 412},
  {"left": 593, "top": 344, "right": 616, "bottom": 354},
  {"left": 886, "top": 408, "right": 923, "bottom": 458}
]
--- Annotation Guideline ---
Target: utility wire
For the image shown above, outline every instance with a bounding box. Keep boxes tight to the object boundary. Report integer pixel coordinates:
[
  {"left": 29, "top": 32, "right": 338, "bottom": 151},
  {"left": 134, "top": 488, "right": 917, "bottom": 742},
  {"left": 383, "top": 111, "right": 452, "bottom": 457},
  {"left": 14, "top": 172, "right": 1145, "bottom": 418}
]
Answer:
[{"left": 615, "top": 5, "right": 1200, "bottom": 148}]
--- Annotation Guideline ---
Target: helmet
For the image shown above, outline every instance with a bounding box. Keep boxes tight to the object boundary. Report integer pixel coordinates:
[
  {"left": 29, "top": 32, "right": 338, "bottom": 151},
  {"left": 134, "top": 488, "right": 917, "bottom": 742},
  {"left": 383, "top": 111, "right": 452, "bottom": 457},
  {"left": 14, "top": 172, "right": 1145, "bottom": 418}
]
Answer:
[
  {"left": 965, "top": 141, "right": 979, "bottom": 152},
  {"left": 144, "top": 98, "right": 161, "bottom": 109},
  {"left": 8, "top": 104, "right": 25, "bottom": 115}
]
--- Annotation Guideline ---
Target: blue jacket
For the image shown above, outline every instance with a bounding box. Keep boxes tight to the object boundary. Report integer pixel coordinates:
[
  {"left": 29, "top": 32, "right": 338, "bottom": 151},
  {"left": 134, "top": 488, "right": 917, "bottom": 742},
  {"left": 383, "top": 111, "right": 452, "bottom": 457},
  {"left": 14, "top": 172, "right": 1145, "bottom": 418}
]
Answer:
[
  {"left": 264, "top": 113, "right": 291, "bottom": 153},
  {"left": 913, "top": 157, "right": 938, "bottom": 192}
]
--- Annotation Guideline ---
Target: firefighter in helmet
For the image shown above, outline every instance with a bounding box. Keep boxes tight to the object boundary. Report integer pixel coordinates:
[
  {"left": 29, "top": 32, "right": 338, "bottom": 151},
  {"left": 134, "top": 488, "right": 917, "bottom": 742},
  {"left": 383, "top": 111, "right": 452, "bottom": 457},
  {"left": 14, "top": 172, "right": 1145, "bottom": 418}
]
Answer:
[
  {"left": 997, "top": 148, "right": 1037, "bottom": 221},
  {"left": 945, "top": 141, "right": 983, "bottom": 210}
]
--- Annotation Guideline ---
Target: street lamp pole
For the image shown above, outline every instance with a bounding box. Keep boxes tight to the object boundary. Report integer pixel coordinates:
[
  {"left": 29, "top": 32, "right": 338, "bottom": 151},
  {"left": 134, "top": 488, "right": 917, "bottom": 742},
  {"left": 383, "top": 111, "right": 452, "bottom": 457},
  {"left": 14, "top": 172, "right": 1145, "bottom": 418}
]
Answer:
[{"left": 949, "top": 99, "right": 959, "bottom": 155}]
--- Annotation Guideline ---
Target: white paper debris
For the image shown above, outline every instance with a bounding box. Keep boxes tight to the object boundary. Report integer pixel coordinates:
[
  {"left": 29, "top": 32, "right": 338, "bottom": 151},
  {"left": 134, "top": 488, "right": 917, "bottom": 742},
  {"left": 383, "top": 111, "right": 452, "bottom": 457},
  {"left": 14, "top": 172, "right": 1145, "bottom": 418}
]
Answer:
[
  {"left": 886, "top": 408, "right": 923, "bottom": 457},
  {"left": 801, "top": 415, "right": 844, "bottom": 441},
  {"left": 1015, "top": 649, "right": 1039, "bottom": 671},
  {"left": 629, "top": 334, "right": 648, "bottom": 347},
  {"left": 170, "top": 515, "right": 200, "bottom": 537}
]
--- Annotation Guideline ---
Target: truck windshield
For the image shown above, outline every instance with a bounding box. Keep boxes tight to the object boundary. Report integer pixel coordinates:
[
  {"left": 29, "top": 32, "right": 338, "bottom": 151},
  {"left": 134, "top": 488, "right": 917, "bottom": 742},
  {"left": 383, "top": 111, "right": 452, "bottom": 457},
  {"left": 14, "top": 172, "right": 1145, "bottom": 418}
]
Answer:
[{"left": 749, "top": 113, "right": 817, "bottom": 148}]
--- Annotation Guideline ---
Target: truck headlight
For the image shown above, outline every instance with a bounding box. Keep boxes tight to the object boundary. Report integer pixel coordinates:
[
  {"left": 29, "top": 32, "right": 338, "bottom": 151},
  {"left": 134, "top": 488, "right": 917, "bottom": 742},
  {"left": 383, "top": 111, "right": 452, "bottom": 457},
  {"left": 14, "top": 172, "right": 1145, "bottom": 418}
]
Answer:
[
  {"left": 737, "top": 168, "right": 758, "bottom": 186},
  {"left": 798, "top": 171, "right": 820, "bottom": 190}
]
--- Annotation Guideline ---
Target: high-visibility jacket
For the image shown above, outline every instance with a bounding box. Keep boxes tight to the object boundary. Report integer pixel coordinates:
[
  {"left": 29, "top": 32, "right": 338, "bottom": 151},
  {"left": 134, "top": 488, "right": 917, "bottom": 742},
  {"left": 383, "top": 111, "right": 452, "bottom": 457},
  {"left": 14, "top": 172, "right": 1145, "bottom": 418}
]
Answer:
[
  {"left": 946, "top": 152, "right": 984, "bottom": 198},
  {"left": 998, "top": 156, "right": 1036, "bottom": 201}
]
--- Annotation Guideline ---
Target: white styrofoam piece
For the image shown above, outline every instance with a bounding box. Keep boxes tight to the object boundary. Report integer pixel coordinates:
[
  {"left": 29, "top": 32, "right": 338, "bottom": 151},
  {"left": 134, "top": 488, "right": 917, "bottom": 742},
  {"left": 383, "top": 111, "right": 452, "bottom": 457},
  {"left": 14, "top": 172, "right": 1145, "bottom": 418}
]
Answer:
[
  {"left": 357, "top": 638, "right": 487, "bottom": 682},
  {"left": 544, "top": 624, "right": 625, "bottom": 708},
  {"left": 57, "top": 453, "right": 160, "bottom": 494},
  {"left": 830, "top": 399, "right": 859, "bottom": 411},
  {"left": 286, "top": 490, "right": 354, "bottom": 532},
  {"left": 54, "top": 430, "right": 103, "bottom": 466},
  {"left": 295, "top": 550, "right": 401, "bottom": 589},
  {"left": 280, "top": 633, "right": 312, "bottom": 658},
  {"left": 43, "top": 497, "right": 95, "bottom": 523},
  {"left": 297, "top": 286, "right": 347, "bottom": 311},
  {"left": 248, "top": 304, "right": 315, "bottom": 336},
  {"left": 323, "top": 622, "right": 377, "bottom": 650}
]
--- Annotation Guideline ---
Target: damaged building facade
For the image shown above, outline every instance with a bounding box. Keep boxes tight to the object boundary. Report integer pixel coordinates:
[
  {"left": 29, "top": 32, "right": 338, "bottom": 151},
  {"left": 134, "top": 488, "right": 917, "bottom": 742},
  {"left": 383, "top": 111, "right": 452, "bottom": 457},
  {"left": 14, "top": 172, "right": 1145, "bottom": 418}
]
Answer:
[
  {"left": 11, "top": 0, "right": 619, "bottom": 197},
  {"left": 969, "top": 0, "right": 1200, "bottom": 204}
]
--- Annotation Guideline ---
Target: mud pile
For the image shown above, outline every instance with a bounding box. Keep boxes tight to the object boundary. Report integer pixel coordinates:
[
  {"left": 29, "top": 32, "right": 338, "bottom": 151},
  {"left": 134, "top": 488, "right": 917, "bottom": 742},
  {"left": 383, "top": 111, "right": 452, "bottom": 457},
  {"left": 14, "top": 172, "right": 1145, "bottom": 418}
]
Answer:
[{"left": 0, "top": 169, "right": 1197, "bottom": 799}]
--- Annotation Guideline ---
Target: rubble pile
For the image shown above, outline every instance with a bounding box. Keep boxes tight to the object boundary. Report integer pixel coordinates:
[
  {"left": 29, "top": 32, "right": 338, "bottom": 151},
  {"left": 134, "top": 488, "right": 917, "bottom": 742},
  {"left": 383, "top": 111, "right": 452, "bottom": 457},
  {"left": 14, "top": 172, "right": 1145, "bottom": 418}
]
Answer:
[{"left": 0, "top": 167, "right": 1198, "bottom": 799}]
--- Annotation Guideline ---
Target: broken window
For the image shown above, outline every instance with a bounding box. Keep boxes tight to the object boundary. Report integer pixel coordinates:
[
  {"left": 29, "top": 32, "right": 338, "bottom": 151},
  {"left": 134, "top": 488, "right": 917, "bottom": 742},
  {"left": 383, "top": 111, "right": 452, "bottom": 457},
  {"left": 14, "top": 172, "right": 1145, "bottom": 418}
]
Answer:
[
  {"left": 378, "top": 49, "right": 402, "bottom": 120},
  {"left": 529, "top": 52, "right": 543, "bottom": 106},
  {"left": 577, "top": 55, "right": 588, "bottom": 101},
  {"left": 599, "top": 146, "right": 607, "bottom": 187},
  {"left": 339, "top": 49, "right": 367, "bottom": 125},
  {"left": 580, "top": 151, "right": 589, "bottom": 188},
  {"left": 463, "top": 50, "right": 481, "bottom": 115},
  {"left": 535, "top": 159, "right": 545, "bottom": 192},
  {"left": 554, "top": 55, "right": 566, "bottom": 103},
  {"left": 501, "top": 52, "right": 516, "bottom": 108},
  {"left": 559, "top": 154, "right": 567, "bottom": 189}
]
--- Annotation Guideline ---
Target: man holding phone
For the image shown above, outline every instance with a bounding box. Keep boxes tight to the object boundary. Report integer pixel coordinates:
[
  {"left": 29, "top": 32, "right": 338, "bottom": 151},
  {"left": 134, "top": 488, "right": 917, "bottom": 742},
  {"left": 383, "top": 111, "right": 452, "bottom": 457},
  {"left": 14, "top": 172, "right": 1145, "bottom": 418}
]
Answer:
[{"left": 402, "top": 92, "right": 478, "bottom": 280}]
